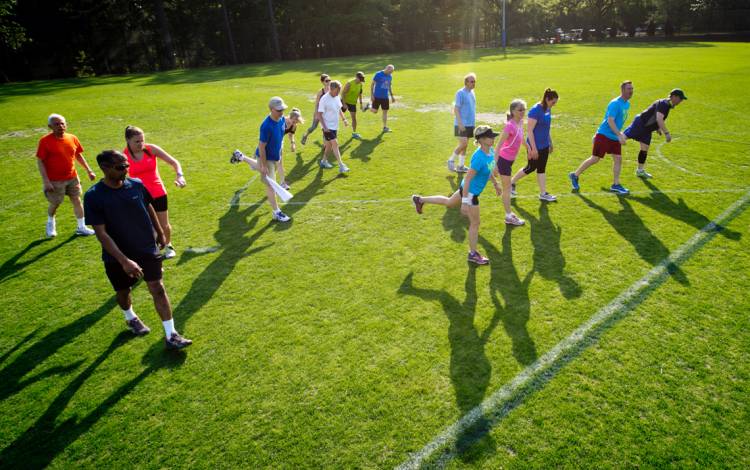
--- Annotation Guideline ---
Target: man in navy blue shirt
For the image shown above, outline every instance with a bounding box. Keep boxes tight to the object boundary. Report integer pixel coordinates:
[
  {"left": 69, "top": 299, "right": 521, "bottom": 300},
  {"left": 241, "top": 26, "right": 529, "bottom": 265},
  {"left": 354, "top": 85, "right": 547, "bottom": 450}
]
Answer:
[
  {"left": 624, "top": 88, "right": 687, "bottom": 178},
  {"left": 84, "top": 150, "right": 192, "bottom": 350}
]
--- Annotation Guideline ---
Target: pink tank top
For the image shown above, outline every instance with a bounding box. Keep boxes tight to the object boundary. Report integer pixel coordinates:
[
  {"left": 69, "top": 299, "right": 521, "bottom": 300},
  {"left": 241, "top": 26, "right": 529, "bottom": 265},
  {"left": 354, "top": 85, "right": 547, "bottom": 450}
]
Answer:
[
  {"left": 124, "top": 145, "right": 167, "bottom": 198},
  {"left": 497, "top": 119, "right": 524, "bottom": 161}
]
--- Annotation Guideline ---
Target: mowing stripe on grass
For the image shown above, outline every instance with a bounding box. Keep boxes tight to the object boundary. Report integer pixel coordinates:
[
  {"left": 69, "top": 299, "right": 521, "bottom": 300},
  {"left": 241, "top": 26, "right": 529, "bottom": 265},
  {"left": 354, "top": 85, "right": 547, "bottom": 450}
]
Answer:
[
  {"left": 397, "top": 187, "right": 750, "bottom": 470},
  {"left": 229, "top": 187, "right": 747, "bottom": 208}
]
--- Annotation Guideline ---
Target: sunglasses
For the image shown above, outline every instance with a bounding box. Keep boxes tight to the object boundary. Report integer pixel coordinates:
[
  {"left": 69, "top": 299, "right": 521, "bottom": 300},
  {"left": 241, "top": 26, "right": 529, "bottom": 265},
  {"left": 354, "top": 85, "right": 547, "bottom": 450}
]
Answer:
[{"left": 109, "top": 163, "right": 129, "bottom": 171}]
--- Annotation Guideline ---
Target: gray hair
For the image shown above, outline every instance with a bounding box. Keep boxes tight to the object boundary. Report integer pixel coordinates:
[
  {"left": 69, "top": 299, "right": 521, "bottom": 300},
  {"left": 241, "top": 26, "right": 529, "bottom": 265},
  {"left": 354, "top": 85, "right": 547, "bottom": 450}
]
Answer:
[
  {"left": 329, "top": 80, "right": 342, "bottom": 90},
  {"left": 48, "top": 113, "right": 65, "bottom": 125},
  {"left": 507, "top": 99, "right": 527, "bottom": 121}
]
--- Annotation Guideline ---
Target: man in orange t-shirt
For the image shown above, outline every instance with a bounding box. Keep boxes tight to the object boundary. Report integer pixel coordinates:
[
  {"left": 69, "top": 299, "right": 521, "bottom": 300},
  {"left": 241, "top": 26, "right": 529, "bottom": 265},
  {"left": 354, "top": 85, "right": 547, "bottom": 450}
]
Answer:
[{"left": 36, "top": 113, "right": 97, "bottom": 237}]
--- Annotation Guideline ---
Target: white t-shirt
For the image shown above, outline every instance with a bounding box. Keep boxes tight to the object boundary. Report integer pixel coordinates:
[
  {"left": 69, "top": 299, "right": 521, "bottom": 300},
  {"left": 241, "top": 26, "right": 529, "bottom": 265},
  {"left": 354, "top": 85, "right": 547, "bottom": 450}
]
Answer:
[{"left": 318, "top": 93, "right": 342, "bottom": 130}]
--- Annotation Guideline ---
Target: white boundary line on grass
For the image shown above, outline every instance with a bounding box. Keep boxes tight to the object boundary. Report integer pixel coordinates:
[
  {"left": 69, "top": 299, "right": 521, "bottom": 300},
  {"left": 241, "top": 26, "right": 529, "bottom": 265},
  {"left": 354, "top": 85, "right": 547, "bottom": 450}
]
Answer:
[
  {"left": 654, "top": 138, "right": 704, "bottom": 177},
  {"left": 229, "top": 187, "right": 747, "bottom": 208},
  {"left": 397, "top": 187, "right": 750, "bottom": 470}
]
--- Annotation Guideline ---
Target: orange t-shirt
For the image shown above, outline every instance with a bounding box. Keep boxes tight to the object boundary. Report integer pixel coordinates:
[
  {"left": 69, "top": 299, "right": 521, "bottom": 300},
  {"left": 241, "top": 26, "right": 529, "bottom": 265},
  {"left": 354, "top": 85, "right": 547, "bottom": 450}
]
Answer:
[{"left": 36, "top": 133, "right": 84, "bottom": 181}]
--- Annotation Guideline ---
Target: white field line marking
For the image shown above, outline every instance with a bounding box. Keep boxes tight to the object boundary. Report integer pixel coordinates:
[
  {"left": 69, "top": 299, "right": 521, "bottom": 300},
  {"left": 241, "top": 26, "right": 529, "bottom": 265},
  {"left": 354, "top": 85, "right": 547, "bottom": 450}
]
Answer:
[
  {"left": 397, "top": 188, "right": 750, "bottom": 470},
  {"left": 654, "top": 138, "right": 704, "bottom": 177},
  {"left": 229, "top": 175, "right": 258, "bottom": 206},
  {"left": 228, "top": 187, "right": 747, "bottom": 208}
]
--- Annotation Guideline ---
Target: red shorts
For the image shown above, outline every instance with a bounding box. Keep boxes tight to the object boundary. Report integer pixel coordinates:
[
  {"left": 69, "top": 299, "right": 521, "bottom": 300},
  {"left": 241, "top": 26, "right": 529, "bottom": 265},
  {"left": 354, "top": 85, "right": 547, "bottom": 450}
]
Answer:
[{"left": 592, "top": 133, "right": 621, "bottom": 158}]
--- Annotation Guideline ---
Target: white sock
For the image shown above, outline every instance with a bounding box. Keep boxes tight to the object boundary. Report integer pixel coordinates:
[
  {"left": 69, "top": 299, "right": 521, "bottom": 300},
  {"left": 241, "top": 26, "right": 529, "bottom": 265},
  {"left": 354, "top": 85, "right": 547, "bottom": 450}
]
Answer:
[
  {"left": 122, "top": 307, "right": 137, "bottom": 321},
  {"left": 506, "top": 212, "right": 513, "bottom": 218},
  {"left": 448, "top": 152, "right": 457, "bottom": 162},
  {"left": 48, "top": 215, "right": 55, "bottom": 224},
  {"left": 76, "top": 217, "right": 86, "bottom": 229},
  {"left": 162, "top": 318, "right": 176, "bottom": 338},
  {"left": 458, "top": 154, "right": 465, "bottom": 167}
]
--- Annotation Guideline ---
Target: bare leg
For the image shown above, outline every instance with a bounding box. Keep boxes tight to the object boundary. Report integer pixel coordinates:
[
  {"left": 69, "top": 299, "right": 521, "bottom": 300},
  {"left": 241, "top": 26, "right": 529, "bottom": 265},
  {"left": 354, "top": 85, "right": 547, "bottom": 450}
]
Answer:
[
  {"left": 466, "top": 205, "right": 480, "bottom": 253},
  {"left": 421, "top": 190, "right": 461, "bottom": 208},
  {"left": 574, "top": 155, "right": 601, "bottom": 177},
  {"left": 277, "top": 154, "right": 287, "bottom": 184},
  {"left": 382, "top": 109, "right": 389, "bottom": 128},
  {"left": 511, "top": 167, "right": 528, "bottom": 185},
  {"left": 330, "top": 139, "right": 343, "bottom": 165},
  {"left": 115, "top": 289, "right": 132, "bottom": 310},
  {"left": 47, "top": 199, "right": 62, "bottom": 217},
  {"left": 501, "top": 175, "right": 513, "bottom": 215},
  {"left": 156, "top": 210, "right": 171, "bottom": 245},
  {"left": 351, "top": 112, "right": 357, "bottom": 132},
  {"left": 146, "top": 280, "right": 173, "bottom": 321},
  {"left": 70, "top": 195, "right": 84, "bottom": 219},
  {"left": 322, "top": 140, "right": 331, "bottom": 162},
  {"left": 536, "top": 172, "right": 547, "bottom": 194},
  {"left": 612, "top": 154, "right": 622, "bottom": 185}
]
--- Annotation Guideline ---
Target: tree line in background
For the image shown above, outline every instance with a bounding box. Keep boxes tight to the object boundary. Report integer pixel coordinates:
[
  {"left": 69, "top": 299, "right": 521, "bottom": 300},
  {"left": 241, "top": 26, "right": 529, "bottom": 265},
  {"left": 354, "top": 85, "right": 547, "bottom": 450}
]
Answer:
[{"left": 1, "top": 0, "right": 748, "bottom": 81}]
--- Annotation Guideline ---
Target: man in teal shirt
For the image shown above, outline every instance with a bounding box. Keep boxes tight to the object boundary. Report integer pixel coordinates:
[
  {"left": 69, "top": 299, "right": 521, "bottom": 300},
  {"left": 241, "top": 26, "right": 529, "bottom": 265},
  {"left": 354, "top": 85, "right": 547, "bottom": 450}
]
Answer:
[{"left": 569, "top": 80, "right": 633, "bottom": 195}]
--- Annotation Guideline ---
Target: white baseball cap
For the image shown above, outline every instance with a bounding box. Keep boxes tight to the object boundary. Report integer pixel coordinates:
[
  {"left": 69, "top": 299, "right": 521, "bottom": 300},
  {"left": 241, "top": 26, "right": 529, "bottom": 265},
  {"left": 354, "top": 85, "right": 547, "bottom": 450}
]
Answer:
[{"left": 269, "top": 96, "right": 288, "bottom": 111}]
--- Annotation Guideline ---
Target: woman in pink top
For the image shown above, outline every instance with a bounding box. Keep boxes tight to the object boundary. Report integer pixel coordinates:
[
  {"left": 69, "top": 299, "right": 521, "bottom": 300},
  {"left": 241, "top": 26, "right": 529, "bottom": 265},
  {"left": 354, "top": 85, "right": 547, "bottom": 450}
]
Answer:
[
  {"left": 494, "top": 99, "right": 528, "bottom": 226},
  {"left": 124, "top": 126, "right": 186, "bottom": 259}
]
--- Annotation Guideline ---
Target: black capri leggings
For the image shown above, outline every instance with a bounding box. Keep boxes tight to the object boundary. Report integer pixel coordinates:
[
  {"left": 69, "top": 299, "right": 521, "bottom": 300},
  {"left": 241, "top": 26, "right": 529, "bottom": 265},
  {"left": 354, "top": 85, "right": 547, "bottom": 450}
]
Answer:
[{"left": 522, "top": 147, "right": 550, "bottom": 174}]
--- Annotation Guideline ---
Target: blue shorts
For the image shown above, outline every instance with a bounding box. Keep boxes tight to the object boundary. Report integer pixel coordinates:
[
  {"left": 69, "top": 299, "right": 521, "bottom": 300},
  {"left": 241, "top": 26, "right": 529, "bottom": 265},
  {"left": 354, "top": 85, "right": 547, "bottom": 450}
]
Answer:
[{"left": 624, "top": 120, "right": 652, "bottom": 146}]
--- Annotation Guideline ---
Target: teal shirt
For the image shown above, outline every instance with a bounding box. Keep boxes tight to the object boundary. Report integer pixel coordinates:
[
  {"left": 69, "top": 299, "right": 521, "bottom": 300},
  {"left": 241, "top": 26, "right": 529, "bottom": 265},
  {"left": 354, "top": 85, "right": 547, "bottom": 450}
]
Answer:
[
  {"left": 460, "top": 148, "right": 495, "bottom": 196},
  {"left": 597, "top": 97, "right": 630, "bottom": 141}
]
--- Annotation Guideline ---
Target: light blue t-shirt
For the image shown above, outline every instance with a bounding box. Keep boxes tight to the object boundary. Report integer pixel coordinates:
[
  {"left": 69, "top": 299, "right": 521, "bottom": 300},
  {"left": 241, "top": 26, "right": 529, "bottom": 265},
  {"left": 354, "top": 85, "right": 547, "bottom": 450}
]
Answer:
[
  {"left": 596, "top": 97, "right": 630, "bottom": 141},
  {"left": 527, "top": 103, "right": 551, "bottom": 149},
  {"left": 460, "top": 148, "right": 495, "bottom": 196},
  {"left": 454, "top": 88, "right": 476, "bottom": 127},
  {"left": 372, "top": 71, "right": 392, "bottom": 99}
]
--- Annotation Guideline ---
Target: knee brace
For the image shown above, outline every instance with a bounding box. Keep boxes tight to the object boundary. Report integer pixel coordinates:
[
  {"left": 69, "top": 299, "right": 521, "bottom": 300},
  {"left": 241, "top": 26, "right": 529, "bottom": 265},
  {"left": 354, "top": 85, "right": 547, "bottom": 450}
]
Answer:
[{"left": 638, "top": 150, "right": 648, "bottom": 164}]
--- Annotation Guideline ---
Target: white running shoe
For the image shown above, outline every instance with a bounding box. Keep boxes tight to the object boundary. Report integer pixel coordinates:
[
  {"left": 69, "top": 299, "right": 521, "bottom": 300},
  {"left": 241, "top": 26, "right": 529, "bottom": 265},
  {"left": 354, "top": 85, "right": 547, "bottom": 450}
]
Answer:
[
  {"left": 164, "top": 245, "right": 177, "bottom": 259},
  {"left": 504, "top": 213, "right": 526, "bottom": 226},
  {"left": 447, "top": 160, "right": 456, "bottom": 172},
  {"left": 539, "top": 192, "right": 557, "bottom": 202},
  {"left": 75, "top": 226, "right": 95, "bottom": 236},
  {"left": 339, "top": 163, "right": 350, "bottom": 173},
  {"left": 636, "top": 168, "right": 653, "bottom": 179},
  {"left": 273, "top": 211, "right": 291, "bottom": 222},
  {"left": 46, "top": 220, "right": 57, "bottom": 238}
]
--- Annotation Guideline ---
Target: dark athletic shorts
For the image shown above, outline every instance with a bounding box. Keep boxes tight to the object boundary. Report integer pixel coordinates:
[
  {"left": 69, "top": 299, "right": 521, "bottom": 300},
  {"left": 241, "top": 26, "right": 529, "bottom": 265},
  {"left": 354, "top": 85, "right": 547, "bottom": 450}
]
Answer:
[
  {"left": 459, "top": 186, "right": 479, "bottom": 206},
  {"left": 496, "top": 156, "right": 514, "bottom": 176},
  {"left": 105, "top": 254, "right": 163, "bottom": 291},
  {"left": 624, "top": 124, "right": 652, "bottom": 146},
  {"left": 454, "top": 126, "right": 475, "bottom": 138},
  {"left": 372, "top": 98, "right": 390, "bottom": 111},
  {"left": 323, "top": 129, "right": 338, "bottom": 141},
  {"left": 151, "top": 194, "right": 168, "bottom": 212},
  {"left": 592, "top": 133, "right": 622, "bottom": 158},
  {"left": 342, "top": 103, "right": 357, "bottom": 113}
]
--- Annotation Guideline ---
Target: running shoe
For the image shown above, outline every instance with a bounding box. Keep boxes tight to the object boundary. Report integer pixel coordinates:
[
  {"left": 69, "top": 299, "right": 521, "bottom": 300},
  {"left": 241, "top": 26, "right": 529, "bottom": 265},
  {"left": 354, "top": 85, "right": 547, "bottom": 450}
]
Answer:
[
  {"left": 230, "top": 149, "right": 244, "bottom": 164},
  {"left": 164, "top": 244, "right": 177, "bottom": 259},
  {"left": 539, "top": 192, "right": 557, "bottom": 202},
  {"left": 273, "top": 211, "right": 291, "bottom": 222},
  {"left": 447, "top": 160, "right": 456, "bottom": 172},
  {"left": 383, "top": 127, "right": 392, "bottom": 133},
  {"left": 610, "top": 184, "right": 630, "bottom": 195},
  {"left": 300, "top": 133, "right": 309, "bottom": 145},
  {"left": 280, "top": 181, "right": 291, "bottom": 190},
  {"left": 511, "top": 183, "right": 518, "bottom": 198},
  {"left": 412, "top": 195, "right": 424, "bottom": 214},
  {"left": 352, "top": 132, "right": 362, "bottom": 140},
  {"left": 46, "top": 220, "right": 57, "bottom": 238},
  {"left": 636, "top": 168, "right": 653, "bottom": 179},
  {"left": 467, "top": 251, "right": 490, "bottom": 265},
  {"left": 456, "top": 165, "right": 469, "bottom": 173},
  {"left": 165, "top": 332, "right": 193, "bottom": 350},
  {"left": 568, "top": 172, "right": 580, "bottom": 191},
  {"left": 126, "top": 317, "right": 151, "bottom": 336},
  {"left": 362, "top": 103, "right": 370, "bottom": 112},
  {"left": 75, "top": 226, "right": 95, "bottom": 236},
  {"left": 339, "top": 163, "right": 350, "bottom": 173},
  {"left": 505, "top": 213, "right": 526, "bottom": 226},
  {"left": 319, "top": 159, "right": 333, "bottom": 169}
]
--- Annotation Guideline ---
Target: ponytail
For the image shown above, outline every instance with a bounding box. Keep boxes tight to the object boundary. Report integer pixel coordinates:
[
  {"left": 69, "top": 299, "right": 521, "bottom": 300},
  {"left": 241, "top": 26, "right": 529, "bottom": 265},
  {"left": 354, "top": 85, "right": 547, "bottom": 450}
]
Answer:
[{"left": 540, "top": 88, "right": 559, "bottom": 111}]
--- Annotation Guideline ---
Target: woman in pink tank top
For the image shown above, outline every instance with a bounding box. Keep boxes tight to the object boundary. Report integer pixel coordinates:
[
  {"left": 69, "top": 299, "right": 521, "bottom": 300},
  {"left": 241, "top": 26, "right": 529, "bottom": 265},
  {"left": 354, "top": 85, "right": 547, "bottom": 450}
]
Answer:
[
  {"left": 124, "top": 126, "right": 186, "bottom": 259},
  {"left": 494, "top": 99, "right": 528, "bottom": 226}
]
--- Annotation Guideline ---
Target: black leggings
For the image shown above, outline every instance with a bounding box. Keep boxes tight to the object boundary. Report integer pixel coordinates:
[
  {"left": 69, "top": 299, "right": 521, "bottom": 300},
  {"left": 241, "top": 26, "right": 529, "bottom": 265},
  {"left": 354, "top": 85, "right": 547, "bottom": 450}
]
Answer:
[{"left": 522, "top": 147, "right": 550, "bottom": 174}]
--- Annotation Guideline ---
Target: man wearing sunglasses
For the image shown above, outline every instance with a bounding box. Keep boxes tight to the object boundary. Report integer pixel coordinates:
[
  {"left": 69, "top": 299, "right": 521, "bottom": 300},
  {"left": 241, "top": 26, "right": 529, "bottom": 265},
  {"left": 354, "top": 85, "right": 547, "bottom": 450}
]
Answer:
[{"left": 84, "top": 150, "right": 192, "bottom": 350}]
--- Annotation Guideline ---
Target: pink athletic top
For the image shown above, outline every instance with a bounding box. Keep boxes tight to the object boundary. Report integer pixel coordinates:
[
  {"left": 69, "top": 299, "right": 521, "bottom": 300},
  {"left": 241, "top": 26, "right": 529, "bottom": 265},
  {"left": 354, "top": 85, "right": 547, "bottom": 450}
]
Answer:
[
  {"left": 124, "top": 145, "right": 167, "bottom": 198},
  {"left": 497, "top": 120, "right": 524, "bottom": 161}
]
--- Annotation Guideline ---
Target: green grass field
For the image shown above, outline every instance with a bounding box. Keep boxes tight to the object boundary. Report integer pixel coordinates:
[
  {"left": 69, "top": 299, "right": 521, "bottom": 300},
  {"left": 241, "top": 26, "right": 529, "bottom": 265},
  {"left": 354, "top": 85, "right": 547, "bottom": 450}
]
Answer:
[{"left": 1, "top": 42, "right": 749, "bottom": 468}]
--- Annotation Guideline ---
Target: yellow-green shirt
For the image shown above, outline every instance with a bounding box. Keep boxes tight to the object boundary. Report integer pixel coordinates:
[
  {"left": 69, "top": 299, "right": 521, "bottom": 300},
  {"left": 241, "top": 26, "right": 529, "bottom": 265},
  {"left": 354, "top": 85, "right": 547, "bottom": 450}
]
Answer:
[{"left": 343, "top": 79, "right": 363, "bottom": 105}]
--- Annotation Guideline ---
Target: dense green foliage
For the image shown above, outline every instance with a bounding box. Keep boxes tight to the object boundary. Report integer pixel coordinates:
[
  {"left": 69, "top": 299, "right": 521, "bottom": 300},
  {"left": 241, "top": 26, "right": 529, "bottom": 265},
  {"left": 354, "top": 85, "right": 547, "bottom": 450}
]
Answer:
[
  {"left": 0, "top": 43, "right": 749, "bottom": 468},
  {"left": 2, "top": 0, "right": 749, "bottom": 80}
]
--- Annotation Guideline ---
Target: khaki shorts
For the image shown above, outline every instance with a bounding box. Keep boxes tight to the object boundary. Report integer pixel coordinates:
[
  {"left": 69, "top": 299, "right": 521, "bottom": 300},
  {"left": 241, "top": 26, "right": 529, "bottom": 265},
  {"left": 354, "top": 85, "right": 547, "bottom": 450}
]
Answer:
[
  {"left": 44, "top": 178, "right": 81, "bottom": 205},
  {"left": 264, "top": 160, "right": 277, "bottom": 181}
]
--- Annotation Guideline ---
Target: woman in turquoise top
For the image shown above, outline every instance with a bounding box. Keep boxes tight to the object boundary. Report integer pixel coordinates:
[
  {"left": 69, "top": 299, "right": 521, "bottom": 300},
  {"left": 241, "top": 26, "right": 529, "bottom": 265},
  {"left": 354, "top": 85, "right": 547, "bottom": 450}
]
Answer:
[{"left": 411, "top": 126, "right": 501, "bottom": 265}]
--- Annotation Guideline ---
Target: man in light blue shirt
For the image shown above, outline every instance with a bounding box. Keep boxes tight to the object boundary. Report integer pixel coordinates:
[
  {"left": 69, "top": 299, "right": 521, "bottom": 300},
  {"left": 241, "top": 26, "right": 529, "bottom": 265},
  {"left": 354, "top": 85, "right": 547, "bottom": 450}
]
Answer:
[
  {"left": 369, "top": 64, "right": 395, "bottom": 132},
  {"left": 569, "top": 80, "right": 634, "bottom": 195},
  {"left": 448, "top": 73, "right": 477, "bottom": 173}
]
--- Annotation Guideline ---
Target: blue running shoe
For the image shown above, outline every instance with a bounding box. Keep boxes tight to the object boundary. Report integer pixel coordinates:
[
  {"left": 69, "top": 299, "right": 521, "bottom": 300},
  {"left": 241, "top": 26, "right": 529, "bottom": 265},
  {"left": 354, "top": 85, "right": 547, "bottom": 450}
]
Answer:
[
  {"left": 610, "top": 184, "right": 630, "bottom": 195},
  {"left": 568, "top": 172, "right": 580, "bottom": 191}
]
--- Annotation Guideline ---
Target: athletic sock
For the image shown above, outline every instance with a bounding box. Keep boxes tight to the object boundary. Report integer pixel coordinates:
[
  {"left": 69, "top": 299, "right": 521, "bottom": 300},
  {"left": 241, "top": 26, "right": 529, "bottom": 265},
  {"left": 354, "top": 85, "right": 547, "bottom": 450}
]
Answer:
[
  {"left": 76, "top": 217, "right": 86, "bottom": 229},
  {"left": 448, "top": 152, "right": 457, "bottom": 162},
  {"left": 162, "top": 319, "right": 176, "bottom": 338},
  {"left": 48, "top": 215, "right": 55, "bottom": 224},
  {"left": 458, "top": 154, "right": 465, "bottom": 167},
  {"left": 122, "top": 307, "right": 137, "bottom": 321},
  {"left": 505, "top": 212, "right": 513, "bottom": 218}
]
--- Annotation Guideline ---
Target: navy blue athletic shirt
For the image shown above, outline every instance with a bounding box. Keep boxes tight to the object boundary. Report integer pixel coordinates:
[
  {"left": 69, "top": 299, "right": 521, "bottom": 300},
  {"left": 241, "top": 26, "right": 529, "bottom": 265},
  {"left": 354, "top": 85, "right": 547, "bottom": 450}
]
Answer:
[{"left": 84, "top": 177, "right": 159, "bottom": 263}]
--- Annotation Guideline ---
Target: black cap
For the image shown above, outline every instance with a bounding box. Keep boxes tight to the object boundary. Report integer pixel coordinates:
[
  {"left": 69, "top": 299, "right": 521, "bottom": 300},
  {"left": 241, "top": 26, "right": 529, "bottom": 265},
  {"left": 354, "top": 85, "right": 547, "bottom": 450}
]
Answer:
[{"left": 670, "top": 88, "right": 687, "bottom": 100}]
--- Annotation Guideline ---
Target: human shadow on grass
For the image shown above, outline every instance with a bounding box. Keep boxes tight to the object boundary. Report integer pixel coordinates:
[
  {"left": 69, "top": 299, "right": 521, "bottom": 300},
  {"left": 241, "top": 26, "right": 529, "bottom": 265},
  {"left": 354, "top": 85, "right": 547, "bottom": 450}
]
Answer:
[
  {"left": 0, "top": 332, "right": 186, "bottom": 469},
  {"left": 631, "top": 179, "right": 742, "bottom": 241},
  {"left": 0, "top": 235, "right": 76, "bottom": 284},
  {"left": 442, "top": 174, "right": 467, "bottom": 243},
  {"left": 398, "top": 268, "right": 498, "bottom": 461},
  {"left": 0, "top": 297, "right": 117, "bottom": 401},
  {"left": 349, "top": 133, "right": 384, "bottom": 163},
  {"left": 578, "top": 193, "right": 689, "bottom": 285},
  {"left": 514, "top": 202, "right": 582, "bottom": 299}
]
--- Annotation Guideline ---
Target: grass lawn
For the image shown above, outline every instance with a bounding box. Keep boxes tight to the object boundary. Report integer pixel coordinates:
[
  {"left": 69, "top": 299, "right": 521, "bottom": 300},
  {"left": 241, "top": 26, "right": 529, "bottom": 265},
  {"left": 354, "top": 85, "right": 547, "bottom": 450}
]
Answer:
[{"left": 1, "top": 42, "right": 749, "bottom": 468}]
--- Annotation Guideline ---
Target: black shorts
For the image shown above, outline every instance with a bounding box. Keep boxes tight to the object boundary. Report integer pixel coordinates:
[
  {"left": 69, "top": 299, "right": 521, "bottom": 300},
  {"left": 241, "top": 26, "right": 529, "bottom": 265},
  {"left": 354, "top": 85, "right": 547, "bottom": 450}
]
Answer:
[
  {"left": 342, "top": 103, "right": 357, "bottom": 113},
  {"left": 323, "top": 129, "right": 338, "bottom": 141},
  {"left": 459, "top": 186, "right": 479, "bottom": 206},
  {"left": 372, "top": 98, "right": 390, "bottom": 111},
  {"left": 496, "top": 156, "right": 514, "bottom": 176},
  {"left": 624, "top": 126, "right": 653, "bottom": 146},
  {"left": 104, "top": 254, "right": 163, "bottom": 291},
  {"left": 523, "top": 147, "right": 550, "bottom": 174},
  {"left": 454, "top": 126, "right": 475, "bottom": 138},
  {"left": 151, "top": 194, "right": 168, "bottom": 212}
]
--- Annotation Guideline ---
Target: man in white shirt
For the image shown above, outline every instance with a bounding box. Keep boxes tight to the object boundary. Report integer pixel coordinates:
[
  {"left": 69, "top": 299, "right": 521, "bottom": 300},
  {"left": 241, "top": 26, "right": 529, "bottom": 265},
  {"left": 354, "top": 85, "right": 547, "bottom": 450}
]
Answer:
[{"left": 317, "top": 80, "right": 350, "bottom": 173}]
